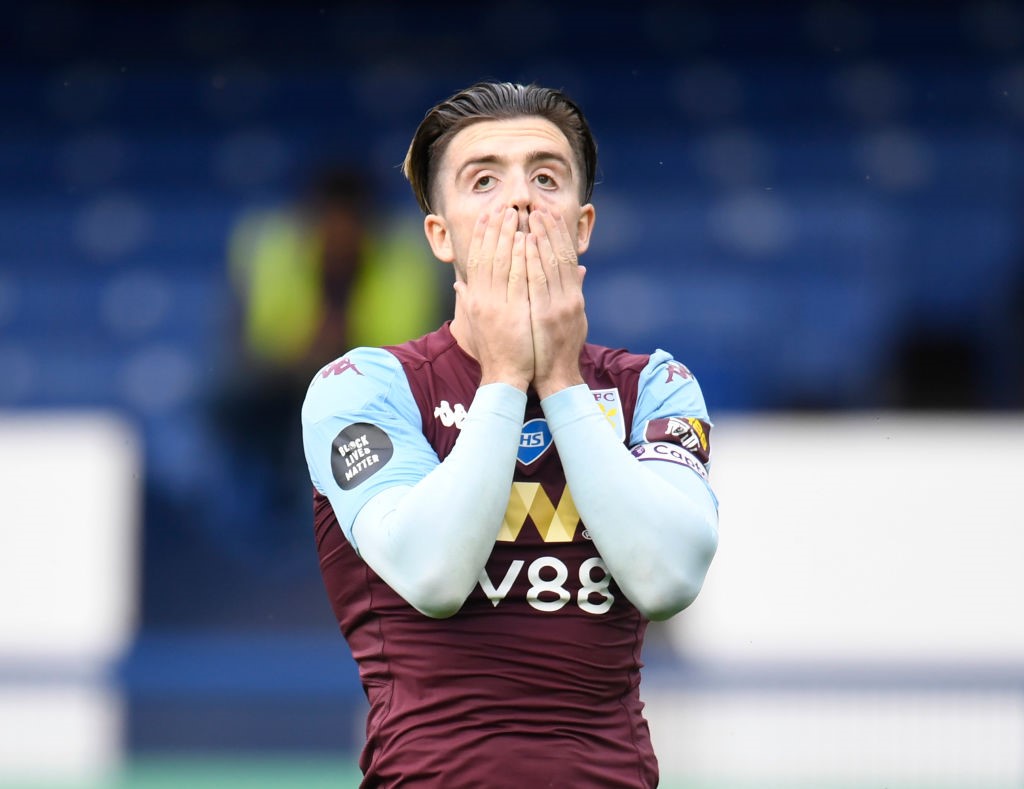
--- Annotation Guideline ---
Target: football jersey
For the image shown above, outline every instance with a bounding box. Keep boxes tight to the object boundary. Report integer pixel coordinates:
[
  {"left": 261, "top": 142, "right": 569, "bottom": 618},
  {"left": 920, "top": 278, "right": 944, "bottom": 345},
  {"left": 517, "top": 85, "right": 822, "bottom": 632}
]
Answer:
[{"left": 303, "top": 322, "right": 714, "bottom": 788}]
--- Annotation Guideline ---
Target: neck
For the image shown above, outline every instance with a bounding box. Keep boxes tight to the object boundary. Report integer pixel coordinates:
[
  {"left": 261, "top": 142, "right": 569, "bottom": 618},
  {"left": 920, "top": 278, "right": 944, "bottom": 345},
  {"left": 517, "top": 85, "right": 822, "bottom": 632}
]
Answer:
[{"left": 448, "top": 299, "right": 474, "bottom": 359}]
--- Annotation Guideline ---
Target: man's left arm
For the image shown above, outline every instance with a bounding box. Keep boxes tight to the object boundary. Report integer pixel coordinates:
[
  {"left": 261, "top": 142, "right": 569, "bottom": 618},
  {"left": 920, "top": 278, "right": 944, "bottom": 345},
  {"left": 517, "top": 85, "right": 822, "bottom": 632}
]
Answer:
[{"left": 542, "top": 356, "right": 719, "bottom": 621}]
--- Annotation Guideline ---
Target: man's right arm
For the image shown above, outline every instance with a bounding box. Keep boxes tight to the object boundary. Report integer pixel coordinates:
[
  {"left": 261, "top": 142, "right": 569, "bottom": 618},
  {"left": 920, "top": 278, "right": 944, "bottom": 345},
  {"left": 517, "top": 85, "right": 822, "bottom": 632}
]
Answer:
[{"left": 302, "top": 348, "right": 526, "bottom": 618}]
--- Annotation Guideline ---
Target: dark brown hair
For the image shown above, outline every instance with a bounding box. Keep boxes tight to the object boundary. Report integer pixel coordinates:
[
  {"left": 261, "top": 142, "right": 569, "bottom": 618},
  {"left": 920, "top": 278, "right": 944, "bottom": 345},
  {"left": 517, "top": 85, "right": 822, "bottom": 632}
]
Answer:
[{"left": 403, "top": 81, "right": 598, "bottom": 214}]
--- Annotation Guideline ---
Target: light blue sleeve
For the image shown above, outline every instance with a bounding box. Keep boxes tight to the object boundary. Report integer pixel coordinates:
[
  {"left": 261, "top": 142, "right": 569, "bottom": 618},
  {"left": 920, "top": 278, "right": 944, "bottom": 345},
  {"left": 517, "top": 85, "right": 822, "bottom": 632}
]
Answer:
[
  {"left": 631, "top": 350, "right": 711, "bottom": 438},
  {"left": 301, "top": 347, "right": 440, "bottom": 544},
  {"left": 630, "top": 350, "right": 717, "bottom": 503}
]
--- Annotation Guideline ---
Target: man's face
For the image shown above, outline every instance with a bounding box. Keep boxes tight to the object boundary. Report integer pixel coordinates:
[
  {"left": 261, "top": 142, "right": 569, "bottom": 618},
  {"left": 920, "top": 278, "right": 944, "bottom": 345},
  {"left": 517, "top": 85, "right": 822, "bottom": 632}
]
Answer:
[{"left": 423, "top": 117, "right": 595, "bottom": 279}]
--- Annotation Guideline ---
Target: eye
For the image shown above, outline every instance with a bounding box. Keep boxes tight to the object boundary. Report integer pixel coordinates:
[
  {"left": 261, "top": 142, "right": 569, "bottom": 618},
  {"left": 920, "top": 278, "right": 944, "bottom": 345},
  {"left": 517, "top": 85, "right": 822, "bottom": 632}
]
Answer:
[
  {"left": 535, "top": 173, "right": 557, "bottom": 189},
  {"left": 473, "top": 175, "right": 495, "bottom": 190}
]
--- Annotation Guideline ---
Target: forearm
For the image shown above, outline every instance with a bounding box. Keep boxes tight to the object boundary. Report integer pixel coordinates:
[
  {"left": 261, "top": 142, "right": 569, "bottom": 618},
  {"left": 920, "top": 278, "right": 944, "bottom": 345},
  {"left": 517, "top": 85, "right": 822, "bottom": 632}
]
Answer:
[
  {"left": 542, "top": 385, "right": 719, "bottom": 620},
  {"left": 353, "top": 383, "right": 527, "bottom": 618}
]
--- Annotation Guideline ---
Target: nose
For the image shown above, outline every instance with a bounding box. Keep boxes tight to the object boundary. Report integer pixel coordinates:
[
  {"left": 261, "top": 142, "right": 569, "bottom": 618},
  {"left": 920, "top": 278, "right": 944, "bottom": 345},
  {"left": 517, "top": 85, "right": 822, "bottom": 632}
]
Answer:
[
  {"left": 507, "top": 174, "right": 532, "bottom": 231},
  {"left": 510, "top": 205, "right": 531, "bottom": 233}
]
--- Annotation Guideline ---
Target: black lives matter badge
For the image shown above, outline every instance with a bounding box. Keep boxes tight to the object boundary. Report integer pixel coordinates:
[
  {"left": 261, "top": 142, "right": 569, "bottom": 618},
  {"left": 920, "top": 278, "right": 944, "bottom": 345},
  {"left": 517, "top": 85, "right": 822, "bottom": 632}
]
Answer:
[{"left": 331, "top": 423, "right": 394, "bottom": 490}]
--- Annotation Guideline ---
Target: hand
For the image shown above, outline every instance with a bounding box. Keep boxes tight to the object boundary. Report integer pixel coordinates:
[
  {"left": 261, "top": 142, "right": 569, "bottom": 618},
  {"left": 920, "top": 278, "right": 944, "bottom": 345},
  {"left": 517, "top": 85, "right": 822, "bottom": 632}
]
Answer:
[
  {"left": 453, "top": 207, "right": 534, "bottom": 391},
  {"left": 525, "top": 208, "right": 587, "bottom": 399}
]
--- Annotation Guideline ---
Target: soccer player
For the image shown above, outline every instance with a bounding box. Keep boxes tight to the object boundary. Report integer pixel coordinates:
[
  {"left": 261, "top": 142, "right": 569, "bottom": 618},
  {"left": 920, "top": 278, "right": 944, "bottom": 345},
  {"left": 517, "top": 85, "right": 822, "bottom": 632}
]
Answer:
[{"left": 301, "top": 81, "right": 719, "bottom": 788}]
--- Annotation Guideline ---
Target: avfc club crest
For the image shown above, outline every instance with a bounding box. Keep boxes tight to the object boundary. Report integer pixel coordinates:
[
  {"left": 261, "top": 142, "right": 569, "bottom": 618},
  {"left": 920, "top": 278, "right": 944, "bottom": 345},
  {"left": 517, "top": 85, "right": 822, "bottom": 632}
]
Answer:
[{"left": 591, "top": 388, "right": 625, "bottom": 441}]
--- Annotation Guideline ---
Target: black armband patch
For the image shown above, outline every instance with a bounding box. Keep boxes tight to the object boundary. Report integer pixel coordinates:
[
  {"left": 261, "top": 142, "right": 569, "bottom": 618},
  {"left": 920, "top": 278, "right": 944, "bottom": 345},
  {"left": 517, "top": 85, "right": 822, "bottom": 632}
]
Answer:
[
  {"left": 331, "top": 423, "right": 394, "bottom": 490},
  {"left": 643, "top": 416, "right": 711, "bottom": 465}
]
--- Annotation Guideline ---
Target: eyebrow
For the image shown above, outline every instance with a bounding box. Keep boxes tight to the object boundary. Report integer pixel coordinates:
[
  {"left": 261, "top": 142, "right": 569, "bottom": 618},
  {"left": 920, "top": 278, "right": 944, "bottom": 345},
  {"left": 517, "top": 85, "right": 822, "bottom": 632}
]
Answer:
[{"left": 455, "top": 150, "right": 573, "bottom": 181}]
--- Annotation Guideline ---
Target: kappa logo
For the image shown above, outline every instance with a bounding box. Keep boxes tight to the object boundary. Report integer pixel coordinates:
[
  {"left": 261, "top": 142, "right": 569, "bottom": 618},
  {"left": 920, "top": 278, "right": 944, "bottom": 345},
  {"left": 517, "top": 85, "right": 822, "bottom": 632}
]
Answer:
[
  {"left": 518, "top": 419, "right": 552, "bottom": 465},
  {"left": 320, "top": 357, "right": 363, "bottom": 378},
  {"left": 434, "top": 400, "right": 468, "bottom": 429},
  {"left": 665, "top": 362, "right": 692, "bottom": 384}
]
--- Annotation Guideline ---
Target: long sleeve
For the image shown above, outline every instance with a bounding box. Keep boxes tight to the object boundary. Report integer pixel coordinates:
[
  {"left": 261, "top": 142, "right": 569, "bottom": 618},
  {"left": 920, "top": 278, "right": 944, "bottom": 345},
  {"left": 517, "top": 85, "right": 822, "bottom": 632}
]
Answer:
[
  {"left": 542, "top": 383, "right": 719, "bottom": 620},
  {"left": 350, "top": 383, "right": 527, "bottom": 617}
]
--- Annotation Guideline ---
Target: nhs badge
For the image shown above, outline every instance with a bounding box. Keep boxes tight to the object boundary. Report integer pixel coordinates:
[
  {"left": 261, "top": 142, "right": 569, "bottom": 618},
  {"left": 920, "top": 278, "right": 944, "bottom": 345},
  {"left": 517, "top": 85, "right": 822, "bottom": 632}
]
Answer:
[{"left": 518, "top": 418, "right": 552, "bottom": 466}]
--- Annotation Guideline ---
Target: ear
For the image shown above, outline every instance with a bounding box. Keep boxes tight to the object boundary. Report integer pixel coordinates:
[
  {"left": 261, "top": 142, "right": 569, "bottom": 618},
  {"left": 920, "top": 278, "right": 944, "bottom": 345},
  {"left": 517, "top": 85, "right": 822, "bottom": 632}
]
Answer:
[
  {"left": 424, "top": 213, "right": 454, "bottom": 263},
  {"left": 575, "top": 203, "right": 596, "bottom": 255}
]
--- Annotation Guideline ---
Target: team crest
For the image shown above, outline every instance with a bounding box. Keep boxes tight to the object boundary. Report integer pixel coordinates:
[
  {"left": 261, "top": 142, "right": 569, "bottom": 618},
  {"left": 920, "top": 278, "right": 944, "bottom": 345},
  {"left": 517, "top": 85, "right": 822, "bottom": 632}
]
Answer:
[
  {"left": 518, "top": 418, "right": 552, "bottom": 466},
  {"left": 591, "top": 388, "right": 625, "bottom": 441}
]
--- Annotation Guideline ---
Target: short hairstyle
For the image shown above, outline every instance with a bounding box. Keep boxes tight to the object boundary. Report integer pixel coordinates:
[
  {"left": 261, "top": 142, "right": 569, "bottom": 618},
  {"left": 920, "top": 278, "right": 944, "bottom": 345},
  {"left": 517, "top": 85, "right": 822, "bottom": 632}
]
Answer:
[{"left": 403, "top": 81, "right": 598, "bottom": 214}]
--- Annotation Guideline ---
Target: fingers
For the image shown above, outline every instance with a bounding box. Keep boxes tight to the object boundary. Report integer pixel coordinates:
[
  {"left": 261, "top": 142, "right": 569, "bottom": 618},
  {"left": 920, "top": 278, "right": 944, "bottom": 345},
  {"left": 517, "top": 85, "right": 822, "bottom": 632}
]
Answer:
[
  {"left": 525, "top": 228, "right": 548, "bottom": 307},
  {"left": 508, "top": 230, "right": 528, "bottom": 302},
  {"left": 464, "top": 211, "right": 490, "bottom": 287},
  {"left": 465, "top": 206, "right": 579, "bottom": 305},
  {"left": 465, "top": 207, "right": 517, "bottom": 289},
  {"left": 491, "top": 208, "right": 518, "bottom": 288},
  {"left": 527, "top": 208, "right": 579, "bottom": 296}
]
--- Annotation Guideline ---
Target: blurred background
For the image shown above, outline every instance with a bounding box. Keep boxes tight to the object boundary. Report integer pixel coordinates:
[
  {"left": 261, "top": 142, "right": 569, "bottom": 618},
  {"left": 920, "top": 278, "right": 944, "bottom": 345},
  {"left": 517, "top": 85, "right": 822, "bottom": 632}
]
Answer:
[{"left": 1, "top": 1, "right": 1022, "bottom": 787}]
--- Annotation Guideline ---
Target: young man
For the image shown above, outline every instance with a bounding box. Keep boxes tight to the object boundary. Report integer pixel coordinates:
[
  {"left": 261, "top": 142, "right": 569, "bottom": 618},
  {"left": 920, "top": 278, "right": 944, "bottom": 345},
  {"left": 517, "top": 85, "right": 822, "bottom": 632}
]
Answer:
[{"left": 302, "top": 81, "right": 719, "bottom": 788}]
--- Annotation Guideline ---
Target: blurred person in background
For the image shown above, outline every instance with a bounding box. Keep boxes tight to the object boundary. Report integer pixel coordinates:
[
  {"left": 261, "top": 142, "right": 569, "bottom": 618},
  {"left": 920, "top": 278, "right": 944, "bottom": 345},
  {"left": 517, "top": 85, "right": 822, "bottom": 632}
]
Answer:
[
  {"left": 301, "top": 81, "right": 719, "bottom": 787},
  {"left": 210, "top": 164, "right": 442, "bottom": 563},
  {"left": 883, "top": 322, "right": 987, "bottom": 410},
  {"left": 881, "top": 249, "right": 1024, "bottom": 411}
]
